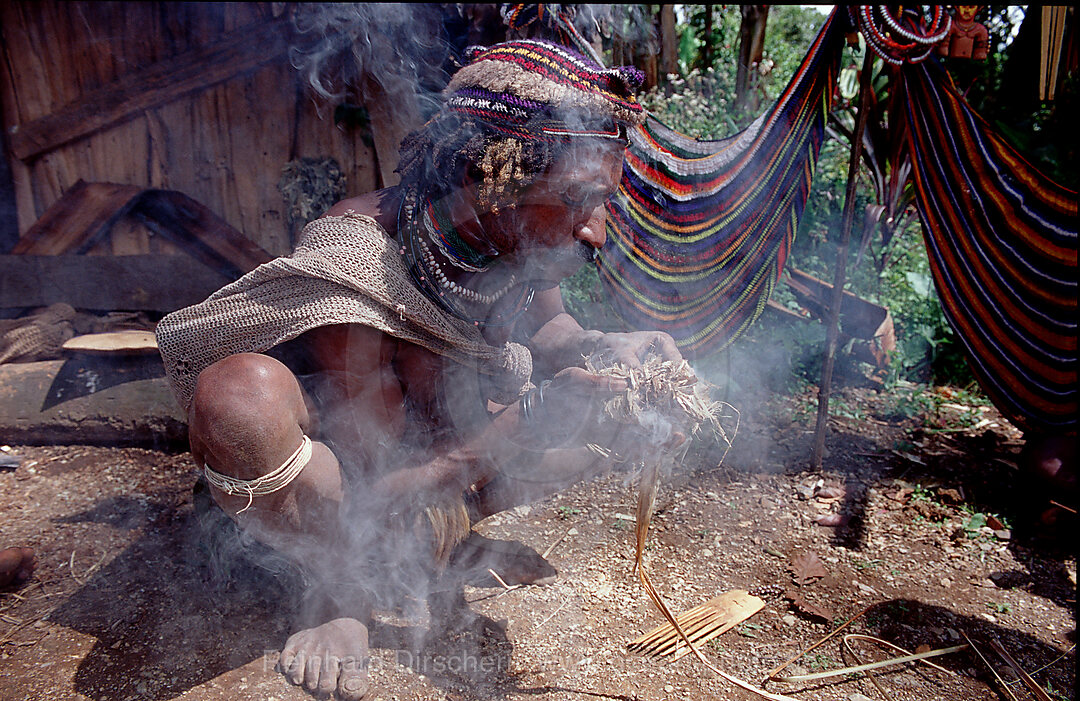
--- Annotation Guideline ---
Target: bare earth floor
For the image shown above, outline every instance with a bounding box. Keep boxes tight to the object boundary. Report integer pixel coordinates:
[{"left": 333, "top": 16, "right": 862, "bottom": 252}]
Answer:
[{"left": 0, "top": 384, "right": 1074, "bottom": 701}]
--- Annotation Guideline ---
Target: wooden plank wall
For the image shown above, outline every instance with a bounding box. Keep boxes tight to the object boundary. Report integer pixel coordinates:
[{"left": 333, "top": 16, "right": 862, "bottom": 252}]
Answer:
[{"left": 0, "top": 1, "right": 387, "bottom": 258}]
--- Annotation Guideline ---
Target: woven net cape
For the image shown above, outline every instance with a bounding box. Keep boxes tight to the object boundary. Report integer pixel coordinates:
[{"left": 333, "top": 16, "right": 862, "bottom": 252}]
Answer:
[{"left": 155, "top": 213, "right": 533, "bottom": 413}]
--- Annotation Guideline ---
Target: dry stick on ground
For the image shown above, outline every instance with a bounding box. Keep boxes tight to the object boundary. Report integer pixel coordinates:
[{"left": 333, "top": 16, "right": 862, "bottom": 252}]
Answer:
[
  {"left": 487, "top": 569, "right": 520, "bottom": 593},
  {"left": 841, "top": 634, "right": 892, "bottom": 700},
  {"left": 989, "top": 638, "right": 1054, "bottom": 701},
  {"left": 1002, "top": 643, "right": 1076, "bottom": 694},
  {"left": 811, "top": 46, "right": 875, "bottom": 470},
  {"left": 963, "top": 632, "right": 1020, "bottom": 701},
  {"left": 533, "top": 599, "right": 570, "bottom": 632},
  {"left": 1048, "top": 500, "right": 1076, "bottom": 514},
  {"left": 541, "top": 526, "right": 574, "bottom": 559},
  {"left": 842, "top": 634, "right": 958, "bottom": 677},
  {"left": 765, "top": 604, "right": 873, "bottom": 681},
  {"left": 771, "top": 643, "right": 967, "bottom": 683}
]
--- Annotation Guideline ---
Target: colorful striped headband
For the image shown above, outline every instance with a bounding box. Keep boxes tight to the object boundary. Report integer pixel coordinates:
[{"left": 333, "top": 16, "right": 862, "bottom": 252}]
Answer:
[{"left": 444, "top": 40, "right": 645, "bottom": 142}]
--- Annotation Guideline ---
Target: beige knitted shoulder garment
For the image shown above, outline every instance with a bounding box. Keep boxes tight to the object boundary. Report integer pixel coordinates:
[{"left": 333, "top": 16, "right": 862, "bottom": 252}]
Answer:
[{"left": 155, "top": 213, "right": 532, "bottom": 412}]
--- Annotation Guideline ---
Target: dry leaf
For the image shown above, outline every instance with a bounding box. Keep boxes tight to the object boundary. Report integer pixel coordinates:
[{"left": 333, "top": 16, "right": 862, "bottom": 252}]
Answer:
[
  {"left": 936, "top": 487, "right": 964, "bottom": 504},
  {"left": 788, "top": 551, "right": 828, "bottom": 585},
  {"left": 786, "top": 590, "right": 835, "bottom": 623},
  {"left": 886, "top": 486, "right": 914, "bottom": 503}
]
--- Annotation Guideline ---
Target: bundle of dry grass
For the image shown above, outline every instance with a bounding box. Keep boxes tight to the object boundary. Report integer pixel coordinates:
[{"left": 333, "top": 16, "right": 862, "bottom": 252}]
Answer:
[{"left": 586, "top": 354, "right": 736, "bottom": 449}]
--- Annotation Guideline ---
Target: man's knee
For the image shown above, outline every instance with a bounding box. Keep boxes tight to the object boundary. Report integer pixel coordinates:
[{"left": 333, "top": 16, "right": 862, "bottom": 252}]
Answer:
[{"left": 189, "top": 353, "right": 311, "bottom": 479}]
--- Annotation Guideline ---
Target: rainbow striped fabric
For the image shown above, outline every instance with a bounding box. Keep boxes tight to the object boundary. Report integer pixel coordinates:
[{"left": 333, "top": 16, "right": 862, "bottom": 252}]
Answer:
[
  {"left": 598, "top": 10, "right": 846, "bottom": 356},
  {"left": 900, "top": 60, "right": 1077, "bottom": 433}
]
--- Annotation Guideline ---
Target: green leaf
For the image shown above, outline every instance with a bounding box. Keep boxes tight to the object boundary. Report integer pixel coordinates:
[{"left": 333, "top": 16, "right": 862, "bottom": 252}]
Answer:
[{"left": 905, "top": 271, "right": 933, "bottom": 298}]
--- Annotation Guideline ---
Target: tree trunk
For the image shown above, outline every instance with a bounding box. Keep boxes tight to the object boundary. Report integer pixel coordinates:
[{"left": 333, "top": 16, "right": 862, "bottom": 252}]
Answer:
[
  {"left": 735, "top": 5, "right": 769, "bottom": 113},
  {"left": 702, "top": 5, "right": 714, "bottom": 70},
  {"left": 659, "top": 5, "right": 679, "bottom": 85}
]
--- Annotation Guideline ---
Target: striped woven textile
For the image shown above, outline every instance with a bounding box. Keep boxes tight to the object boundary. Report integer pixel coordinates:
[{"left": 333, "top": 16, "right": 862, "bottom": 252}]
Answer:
[
  {"left": 900, "top": 60, "right": 1077, "bottom": 433},
  {"left": 597, "top": 9, "right": 847, "bottom": 357}
]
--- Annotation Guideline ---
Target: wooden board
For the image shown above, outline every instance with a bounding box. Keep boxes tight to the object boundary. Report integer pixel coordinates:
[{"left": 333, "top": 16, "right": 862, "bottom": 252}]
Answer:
[
  {"left": 0, "top": 254, "right": 229, "bottom": 312},
  {"left": 9, "top": 15, "right": 292, "bottom": 161},
  {"left": 62, "top": 331, "right": 158, "bottom": 355}
]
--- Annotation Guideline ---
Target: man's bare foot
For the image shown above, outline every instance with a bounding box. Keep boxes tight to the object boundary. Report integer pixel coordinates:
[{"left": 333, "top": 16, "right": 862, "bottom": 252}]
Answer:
[
  {"left": 278, "top": 617, "right": 370, "bottom": 700},
  {"left": 0, "top": 547, "right": 35, "bottom": 588}
]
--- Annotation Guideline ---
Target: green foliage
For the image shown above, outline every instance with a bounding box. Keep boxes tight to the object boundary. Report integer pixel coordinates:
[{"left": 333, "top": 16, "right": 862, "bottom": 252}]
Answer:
[
  {"left": 556, "top": 505, "right": 581, "bottom": 520},
  {"left": 639, "top": 67, "right": 740, "bottom": 139},
  {"left": 962, "top": 510, "right": 988, "bottom": 537},
  {"left": 911, "top": 483, "right": 937, "bottom": 503}
]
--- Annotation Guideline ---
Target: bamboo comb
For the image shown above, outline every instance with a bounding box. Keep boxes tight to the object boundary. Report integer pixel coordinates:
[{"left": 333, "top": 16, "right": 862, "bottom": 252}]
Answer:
[{"left": 628, "top": 589, "right": 765, "bottom": 660}]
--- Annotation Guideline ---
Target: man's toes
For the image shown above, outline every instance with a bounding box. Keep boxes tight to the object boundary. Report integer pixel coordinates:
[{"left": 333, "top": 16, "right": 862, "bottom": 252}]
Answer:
[
  {"left": 317, "top": 655, "right": 339, "bottom": 697},
  {"left": 277, "top": 637, "right": 298, "bottom": 676},
  {"left": 337, "top": 670, "right": 370, "bottom": 701},
  {"left": 304, "top": 653, "right": 323, "bottom": 692},
  {"left": 279, "top": 644, "right": 306, "bottom": 686}
]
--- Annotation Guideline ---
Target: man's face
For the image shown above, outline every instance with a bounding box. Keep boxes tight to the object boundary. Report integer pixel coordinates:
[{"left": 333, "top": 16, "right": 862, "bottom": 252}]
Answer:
[
  {"left": 478, "top": 140, "right": 626, "bottom": 285},
  {"left": 957, "top": 5, "right": 979, "bottom": 22}
]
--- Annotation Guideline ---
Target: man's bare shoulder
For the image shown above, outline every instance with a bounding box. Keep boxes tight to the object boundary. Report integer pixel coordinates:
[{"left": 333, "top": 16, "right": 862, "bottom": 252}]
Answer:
[{"left": 323, "top": 187, "right": 400, "bottom": 234}]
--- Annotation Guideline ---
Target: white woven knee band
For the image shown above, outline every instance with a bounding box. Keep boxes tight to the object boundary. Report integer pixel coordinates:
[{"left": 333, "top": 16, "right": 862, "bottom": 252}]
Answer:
[{"left": 203, "top": 435, "right": 313, "bottom": 514}]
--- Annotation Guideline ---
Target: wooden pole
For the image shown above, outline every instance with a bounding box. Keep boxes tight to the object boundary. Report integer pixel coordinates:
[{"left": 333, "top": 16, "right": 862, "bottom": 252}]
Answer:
[{"left": 810, "top": 48, "right": 875, "bottom": 470}]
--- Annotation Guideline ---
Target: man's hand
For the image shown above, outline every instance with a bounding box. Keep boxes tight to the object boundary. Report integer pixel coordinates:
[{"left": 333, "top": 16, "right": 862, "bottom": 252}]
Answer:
[
  {"left": 515, "top": 366, "right": 629, "bottom": 450},
  {"left": 588, "top": 330, "right": 683, "bottom": 369}
]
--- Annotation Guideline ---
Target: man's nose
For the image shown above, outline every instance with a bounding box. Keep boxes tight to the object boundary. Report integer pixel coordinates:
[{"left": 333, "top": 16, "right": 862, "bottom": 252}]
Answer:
[{"left": 573, "top": 203, "right": 608, "bottom": 251}]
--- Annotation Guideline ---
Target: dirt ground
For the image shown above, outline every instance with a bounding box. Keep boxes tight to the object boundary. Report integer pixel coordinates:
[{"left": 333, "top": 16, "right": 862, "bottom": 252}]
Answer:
[{"left": 0, "top": 380, "right": 1075, "bottom": 701}]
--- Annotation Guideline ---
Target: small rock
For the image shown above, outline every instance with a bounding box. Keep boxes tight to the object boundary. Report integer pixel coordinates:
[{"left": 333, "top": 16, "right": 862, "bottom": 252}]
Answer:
[
  {"left": 567, "top": 528, "right": 579, "bottom": 536},
  {"left": 981, "top": 613, "right": 997, "bottom": 623},
  {"left": 814, "top": 513, "right": 849, "bottom": 527},
  {"left": 782, "top": 614, "right": 799, "bottom": 627},
  {"left": 941, "top": 578, "right": 952, "bottom": 588},
  {"left": 994, "top": 529, "right": 1011, "bottom": 541},
  {"left": 848, "top": 694, "right": 875, "bottom": 701},
  {"left": 701, "top": 548, "right": 713, "bottom": 558},
  {"left": 665, "top": 685, "right": 674, "bottom": 693}
]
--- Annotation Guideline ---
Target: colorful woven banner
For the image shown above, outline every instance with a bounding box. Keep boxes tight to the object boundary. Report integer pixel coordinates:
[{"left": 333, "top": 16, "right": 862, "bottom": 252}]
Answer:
[
  {"left": 598, "top": 10, "right": 846, "bottom": 356},
  {"left": 900, "top": 60, "right": 1077, "bottom": 432}
]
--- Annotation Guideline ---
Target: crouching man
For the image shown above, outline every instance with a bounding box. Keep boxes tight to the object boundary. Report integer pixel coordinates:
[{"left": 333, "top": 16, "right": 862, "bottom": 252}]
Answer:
[{"left": 156, "top": 40, "right": 685, "bottom": 700}]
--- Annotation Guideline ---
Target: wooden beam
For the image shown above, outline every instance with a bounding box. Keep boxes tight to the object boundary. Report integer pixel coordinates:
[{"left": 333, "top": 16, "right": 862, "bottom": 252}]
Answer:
[
  {"left": 11, "top": 180, "right": 143, "bottom": 255},
  {"left": 8, "top": 17, "right": 294, "bottom": 161},
  {"left": 12, "top": 181, "right": 273, "bottom": 278},
  {"left": 0, "top": 254, "right": 230, "bottom": 312}
]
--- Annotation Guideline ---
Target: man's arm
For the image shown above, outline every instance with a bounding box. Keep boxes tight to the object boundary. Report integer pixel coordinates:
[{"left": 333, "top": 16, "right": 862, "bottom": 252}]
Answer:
[
  {"left": 521, "top": 285, "right": 684, "bottom": 377},
  {"left": 304, "top": 322, "right": 626, "bottom": 516}
]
